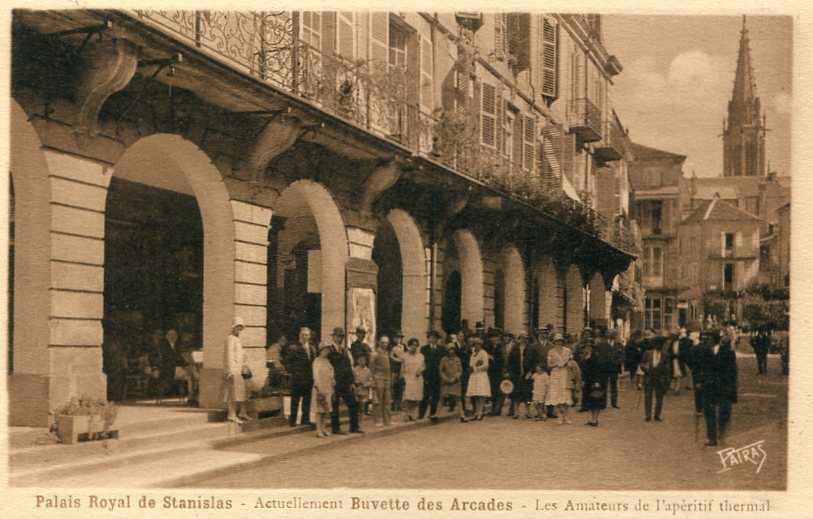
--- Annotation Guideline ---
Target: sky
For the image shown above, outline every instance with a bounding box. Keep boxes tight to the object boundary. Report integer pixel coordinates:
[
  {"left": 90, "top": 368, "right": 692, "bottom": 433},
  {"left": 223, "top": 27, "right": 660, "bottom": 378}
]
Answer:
[{"left": 602, "top": 15, "right": 792, "bottom": 178}]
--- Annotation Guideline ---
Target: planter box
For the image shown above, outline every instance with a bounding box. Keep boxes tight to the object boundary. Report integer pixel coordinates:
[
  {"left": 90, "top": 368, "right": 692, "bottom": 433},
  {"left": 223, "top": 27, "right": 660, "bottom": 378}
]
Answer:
[{"left": 56, "top": 415, "right": 118, "bottom": 444}]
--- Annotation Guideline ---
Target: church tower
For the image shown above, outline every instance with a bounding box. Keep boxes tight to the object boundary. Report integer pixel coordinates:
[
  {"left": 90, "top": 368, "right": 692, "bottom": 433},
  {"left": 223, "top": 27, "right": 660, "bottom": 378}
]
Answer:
[{"left": 723, "top": 16, "right": 767, "bottom": 177}]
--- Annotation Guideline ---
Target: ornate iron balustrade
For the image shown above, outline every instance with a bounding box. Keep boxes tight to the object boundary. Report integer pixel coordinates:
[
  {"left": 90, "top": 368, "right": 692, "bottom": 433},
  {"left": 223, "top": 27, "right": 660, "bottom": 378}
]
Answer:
[
  {"left": 134, "top": 10, "right": 420, "bottom": 147},
  {"left": 567, "top": 97, "right": 602, "bottom": 142}
]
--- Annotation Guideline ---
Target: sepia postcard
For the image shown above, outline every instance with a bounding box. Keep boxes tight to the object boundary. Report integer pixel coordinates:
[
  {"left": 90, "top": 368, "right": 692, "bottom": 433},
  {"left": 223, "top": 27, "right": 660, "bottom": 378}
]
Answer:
[{"left": 1, "top": 0, "right": 809, "bottom": 517}]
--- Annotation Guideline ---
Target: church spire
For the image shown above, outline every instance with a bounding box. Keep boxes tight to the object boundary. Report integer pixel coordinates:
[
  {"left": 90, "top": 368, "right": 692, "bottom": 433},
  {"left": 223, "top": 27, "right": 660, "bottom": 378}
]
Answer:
[
  {"left": 732, "top": 15, "right": 758, "bottom": 103},
  {"left": 723, "top": 15, "right": 767, "bottom": 177}
]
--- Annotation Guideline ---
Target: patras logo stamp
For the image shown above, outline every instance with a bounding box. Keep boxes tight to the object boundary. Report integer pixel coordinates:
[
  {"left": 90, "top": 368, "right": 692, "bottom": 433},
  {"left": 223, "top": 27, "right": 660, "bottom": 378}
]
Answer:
[{"left": 717, "top": 440, "right": 767, "bottom": 474}]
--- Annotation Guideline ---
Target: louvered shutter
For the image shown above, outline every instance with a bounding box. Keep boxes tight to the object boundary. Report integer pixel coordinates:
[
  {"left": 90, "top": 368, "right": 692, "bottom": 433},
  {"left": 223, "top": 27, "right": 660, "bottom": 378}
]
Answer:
[
  {"left": 562, "top": 132, "right": 576, "bottom": 185},
  {"left": 494, "top": 13, "right": 506, "bottom": 57},
  {"left": 481, "top": 83, "right": 497, "bottom": 148},
  {"left": 542, "top": 16, "right": 558, "bottom": 98},
  {"left": 420, "top": 34, "right": 433, "bottom": 112},
  {"left": 321, "top": 12, "right": 336, "bottom": 55},
  {"left": 337, "top": 12, "right": 355, "bottom": 59},
  {"left": 369, "top": 12, "right": 388, "bottom": 66},
  {"left": 523, "top": 115, "right": 536, "bottom": 172},
  {"left": 512, "top": 111, "right": 522, "bottom": 168}
]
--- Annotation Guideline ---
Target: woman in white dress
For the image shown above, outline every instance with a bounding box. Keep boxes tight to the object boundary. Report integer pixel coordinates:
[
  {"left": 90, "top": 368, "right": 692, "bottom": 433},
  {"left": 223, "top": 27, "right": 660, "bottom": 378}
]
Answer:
[
  {"left": 546, "top": 332, "right": 574, "bottom": 425},
  {"left": 311, "top": 344, "right": 335, "bottom": 438},
  {"left": 465, "top": 336, "right": 490, "bottom": 421},
  {"left": 401, "top": 338, "right": 425, "bottom": 421},
  {"left": 223, "top": 317, "right": 250, "bottom": 424}
]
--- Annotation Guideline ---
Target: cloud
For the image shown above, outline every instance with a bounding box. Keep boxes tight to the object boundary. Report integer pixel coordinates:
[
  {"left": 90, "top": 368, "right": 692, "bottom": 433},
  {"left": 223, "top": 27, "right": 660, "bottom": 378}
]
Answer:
[{"left": 612, "top": 51, "right": 732, "bottom": 177}]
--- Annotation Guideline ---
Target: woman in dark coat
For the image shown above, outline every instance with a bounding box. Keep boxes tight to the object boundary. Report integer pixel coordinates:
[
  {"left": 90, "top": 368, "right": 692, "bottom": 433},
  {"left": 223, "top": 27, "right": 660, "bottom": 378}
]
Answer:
[
  {"left": 580, "top": 338, "right": 610, "bottom": 426},
  {"left": 507, "top": 334, "right": 536, "bottom": 419}
]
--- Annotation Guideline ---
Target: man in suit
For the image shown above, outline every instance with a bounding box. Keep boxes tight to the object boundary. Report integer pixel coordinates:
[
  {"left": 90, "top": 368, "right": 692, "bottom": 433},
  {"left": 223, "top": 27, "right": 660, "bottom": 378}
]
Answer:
[
  {"left": 640, "top": 335, "right": 671, "bottom": 422},
  {"left": 419, "top": 330, "right": 444, "bottom": 421},
  {"left": 327, "top": 327, "right": 363, "bottom": 435},
  {"left": 607, "top": 329, "right": 624, "bottom": 409},
  {"left": 696, "top": 329, "right": 738, "bottom": 447},
  {"left": 351, "top": 327, "right": 372, "bottom": 366},
  {"left": 281, "top": 327, "right": 315, "bottom": 428},
  {"left": 486, "top": 329, "right": 506, "bottom": 416},
  {"left": 752, "top": 329, "right": 770, "bottom": 375}
]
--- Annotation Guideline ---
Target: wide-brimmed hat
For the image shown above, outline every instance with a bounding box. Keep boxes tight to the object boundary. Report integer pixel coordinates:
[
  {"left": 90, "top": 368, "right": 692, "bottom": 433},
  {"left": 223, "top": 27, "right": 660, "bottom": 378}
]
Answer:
[
  {"left": 355, "top": 327, "right": 367, "bottom": 334},
  {"left": 232, "top": 317, "right": 244, "bottom": 328},
  {"left": 517, "top": 333, "right": 529, "bottom": 342},
  {"left": 427, "top": 330, "right": 440, "bottom": 338},
  {"left": 552, "top": 332, "right": 565, "bottom": 343},
  {"left": 331, "top": 327, "right": 346, "bottom": 336}
]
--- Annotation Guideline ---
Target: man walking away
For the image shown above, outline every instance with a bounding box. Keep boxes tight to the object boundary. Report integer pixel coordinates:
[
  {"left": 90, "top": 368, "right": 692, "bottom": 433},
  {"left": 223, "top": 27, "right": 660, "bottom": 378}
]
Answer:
[
  {"left": 607, "top": 329, "right": 623, "bottom": 409},
  {"left": 696, "top": 329, "right": 737, "bottom": 447}
]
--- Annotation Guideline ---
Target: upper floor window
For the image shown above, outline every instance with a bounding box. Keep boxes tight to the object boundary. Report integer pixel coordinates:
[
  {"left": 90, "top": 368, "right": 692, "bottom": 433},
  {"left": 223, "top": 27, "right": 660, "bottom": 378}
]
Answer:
[
  {"left": 724, "top": 232, "right": 734, "bottom": 252},
  {"left": 640, "top": 200, "right": 663, "bottom": 235},
  {"left": 300, "top": 11, "right": 321, "bottom": 49},
  {"left": 388, "top": 25, "right": 408, "bottom": 69},
  {"left": 724, "top": 263, "right": 735, "bottom": 291},
  {"left": 643, "top": 246, "right": 663, "bottom": 278},
  {"left": 481, "top": 83, "right": 498, "bottom": 148}
]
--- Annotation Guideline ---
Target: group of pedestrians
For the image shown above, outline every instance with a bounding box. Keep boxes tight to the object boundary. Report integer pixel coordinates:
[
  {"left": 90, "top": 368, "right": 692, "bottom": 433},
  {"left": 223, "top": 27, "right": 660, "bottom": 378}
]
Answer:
[{"left": 223, "top": 315, "right": 745, "bottom": 447}]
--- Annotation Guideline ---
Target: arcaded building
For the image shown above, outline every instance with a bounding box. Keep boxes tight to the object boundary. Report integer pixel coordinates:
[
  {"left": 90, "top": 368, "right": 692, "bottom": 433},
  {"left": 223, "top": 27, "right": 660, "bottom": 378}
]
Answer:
[{"left": 9, "top": 11, "right": 638, "bottom": 425}]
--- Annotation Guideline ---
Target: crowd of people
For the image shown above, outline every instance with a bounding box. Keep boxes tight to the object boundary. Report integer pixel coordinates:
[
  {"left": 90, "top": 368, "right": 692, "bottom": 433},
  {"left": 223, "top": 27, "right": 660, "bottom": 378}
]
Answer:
[{"left": 220, "top": 315, "right": 783, "bottom": 447}]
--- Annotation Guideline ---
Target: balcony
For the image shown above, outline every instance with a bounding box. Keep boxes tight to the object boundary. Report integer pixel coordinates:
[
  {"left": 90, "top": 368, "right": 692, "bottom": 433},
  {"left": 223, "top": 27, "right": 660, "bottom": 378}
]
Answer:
[
  {"left": 567, "top": 98, "right": 602, "bottom": 143},
  {"left": 594, "top": 120, "right": 624, "bottom": 162},
  {"left": 133, "top": 11, "right": 420, "bottom": 148}
]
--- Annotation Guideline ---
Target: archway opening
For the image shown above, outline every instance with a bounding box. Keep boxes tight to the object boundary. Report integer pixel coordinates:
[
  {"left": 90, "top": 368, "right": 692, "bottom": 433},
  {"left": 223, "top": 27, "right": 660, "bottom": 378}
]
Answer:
[
  {"left": 565, "top": 265, "right": 585, "bottom": 337},
  {"left": 372, "top": 219, "right": 402, "bottom": 338},
  {"left": 269, "top": 180, "right": 348, "bottom": 343},
  {"left": 104, "top": 149, "right": 203, "bottom": 403}
]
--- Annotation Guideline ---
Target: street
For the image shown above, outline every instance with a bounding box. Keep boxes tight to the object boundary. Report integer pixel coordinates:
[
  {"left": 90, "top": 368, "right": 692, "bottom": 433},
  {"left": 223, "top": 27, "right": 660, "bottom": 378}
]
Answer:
[{"left": 192, "top": 355, "right": 786, "bottom": 490}]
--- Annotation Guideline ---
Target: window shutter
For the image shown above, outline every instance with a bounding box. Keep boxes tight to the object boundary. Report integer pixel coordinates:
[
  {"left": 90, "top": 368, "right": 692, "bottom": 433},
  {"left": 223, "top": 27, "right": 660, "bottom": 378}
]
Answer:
[
  {"left": 542, "top": 17, "right": 558, "bottom": 98},
  {"left": 507, "top": 13, "right": 531, "bottom": 72},
  {"left": 735, "top": 231, "right": 743, "bottom": 254},
  {"left": 512, "top": 111, "right": 522, "bottom": 168},
  {"left": 337, "top": 12, "right": 355, "bottom": 59},
  {"left": 523, "top": 115, "right": 536, "bottom": 172},
  {"left": 562, "top": 132, "right": 576, "bottom": 185},
  {"left": 494, "top": 13, "right": 506, "bottom": 57},
  {"left": 369, "top": 12, "right": 388, "bottom": 65},
  {"left": 420, "top": 34, "right": 433, "bottom": 112},
  {"left": 496, "top": 94, "right": 505, "bottom": 154},
  {"left": 321, "top": 12, "right": 336, "bottom": 55},
  {"left": 481, "top": 83, "right": 497, "bottom": 148}
]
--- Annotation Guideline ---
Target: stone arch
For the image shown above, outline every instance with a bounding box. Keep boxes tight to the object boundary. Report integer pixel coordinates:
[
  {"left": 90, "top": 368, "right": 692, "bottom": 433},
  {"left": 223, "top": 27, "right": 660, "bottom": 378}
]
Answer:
[
  {"left": 273, "top": 179, "right": 349, "bottom": 341},
  {"left": 9, "top": 99, "right": 53, "bottom": 425},
  {"left": 110, "top": 134, "right": 237, "bottom": 371},
  {"left": 589, "top": 272, "right": 609, "bottom": 324},
  {"left": 386, "top": 209, "right": 428, "bottom": 340},
  {"left": 565, "top": 264, "right": 585, "bottom": 337},
  {"left": 536, "top": 255, "right": 559, "bottom": 331},
  {"left": 453, "top": 229, "right": 484, "bottom": 327},
  {"left": 499, "top": 245, "right": 526, "bottom": 335}
]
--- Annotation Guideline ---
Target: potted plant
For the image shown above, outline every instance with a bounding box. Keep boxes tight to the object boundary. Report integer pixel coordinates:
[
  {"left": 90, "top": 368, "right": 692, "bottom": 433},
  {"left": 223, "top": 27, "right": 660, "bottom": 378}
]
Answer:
[{"left": 50, "top": 396, "right": 119, "bottom": 444}]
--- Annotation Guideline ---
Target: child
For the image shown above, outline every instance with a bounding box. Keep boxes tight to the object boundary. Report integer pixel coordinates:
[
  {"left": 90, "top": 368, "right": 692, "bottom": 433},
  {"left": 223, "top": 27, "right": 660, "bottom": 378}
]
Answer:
[
  {"left": 532, "top": 363, "right": 550, "bottom": 421},
  {"left": 311, "top": 345, "right": 334, "bottom": 438},
  {"left": 353, "top": 355, "right": 374, "bottom": 416}
]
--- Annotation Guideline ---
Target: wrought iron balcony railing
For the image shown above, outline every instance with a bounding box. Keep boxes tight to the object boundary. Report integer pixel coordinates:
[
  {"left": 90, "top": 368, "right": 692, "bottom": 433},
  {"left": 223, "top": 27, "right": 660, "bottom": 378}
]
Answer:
[
  {"left": 594, "top": 119, "right": 624, "bottom": 162},
  {"left": 131, "top": 10, "right": 636, "bottom": 255},
  {"left": 134, "top": 10, "right": 421, "bottom": 147},
  {"left": 567, "top": 97, "right": 602, "bottom": 143}
]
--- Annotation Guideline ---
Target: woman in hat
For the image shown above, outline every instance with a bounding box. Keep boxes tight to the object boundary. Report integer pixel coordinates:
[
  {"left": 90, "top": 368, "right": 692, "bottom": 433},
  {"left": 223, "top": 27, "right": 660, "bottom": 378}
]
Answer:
[
  {"left": 465, "top": 335, "right": 490, "bottom": 420},
  {"left": 440, "top": 344, "right": 464, "bottom": 421},
  {"left": 401, "top": 338, "right": 425, "bottom": 421},
  {"left": 223, "top": 317, "right": 251, "bottom": 424},
  {"left": 547, "top": 332, "right": 574, "bottom": 424},
  {"left": 312, "top": 344, "right": 335, "bottom": 437}
]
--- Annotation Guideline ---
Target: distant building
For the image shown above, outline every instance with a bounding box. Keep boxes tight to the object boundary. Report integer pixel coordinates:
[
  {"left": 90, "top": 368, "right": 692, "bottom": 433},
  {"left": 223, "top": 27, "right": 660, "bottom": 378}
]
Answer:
[
  {"left": 678, "top": 195, "right": 762, "bottom": 322},
  {"left": 628, "top": 143, "right": 688, "bottom": 331}
]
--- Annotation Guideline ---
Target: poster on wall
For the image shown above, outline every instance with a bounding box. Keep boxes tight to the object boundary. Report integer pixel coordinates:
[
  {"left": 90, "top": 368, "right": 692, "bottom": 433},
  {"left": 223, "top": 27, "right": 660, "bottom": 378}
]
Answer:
[{"left": 348, "top": 287, "right": 376, "bottom": 345}]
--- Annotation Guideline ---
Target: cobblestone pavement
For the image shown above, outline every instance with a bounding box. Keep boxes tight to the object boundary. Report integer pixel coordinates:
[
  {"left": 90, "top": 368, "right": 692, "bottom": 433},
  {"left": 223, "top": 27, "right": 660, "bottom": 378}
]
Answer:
[{"left": 195, "top": 355, "right": 787, "bottom": 490}]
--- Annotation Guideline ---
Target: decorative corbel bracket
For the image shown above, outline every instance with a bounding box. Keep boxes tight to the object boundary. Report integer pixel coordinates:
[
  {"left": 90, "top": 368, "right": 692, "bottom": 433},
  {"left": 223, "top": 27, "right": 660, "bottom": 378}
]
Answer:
[
  {"left": 234, "top": 117, "right": 304, "bottom": 183},
  {"left": 74, "top": 38, "right": 139, "bottom": 136},
  {"left": 360, "top": 161, "right": 403, "bottom": 215}
]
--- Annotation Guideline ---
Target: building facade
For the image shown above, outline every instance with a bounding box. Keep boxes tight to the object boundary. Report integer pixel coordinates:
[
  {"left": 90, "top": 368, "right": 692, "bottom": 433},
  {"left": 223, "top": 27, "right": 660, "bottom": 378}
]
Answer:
[
  {"left": 8, "top": 10, "right": 638, "bottom": 426},
  {"left": 677, "top": 196, "right": 762, "bottom": 321}
]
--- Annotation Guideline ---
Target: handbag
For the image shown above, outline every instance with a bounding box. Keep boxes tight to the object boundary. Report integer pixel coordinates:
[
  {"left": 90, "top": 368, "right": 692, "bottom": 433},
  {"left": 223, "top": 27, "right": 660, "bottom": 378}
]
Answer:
[{"left": 241, "top": 366, "right": 253, "bottom": 379}]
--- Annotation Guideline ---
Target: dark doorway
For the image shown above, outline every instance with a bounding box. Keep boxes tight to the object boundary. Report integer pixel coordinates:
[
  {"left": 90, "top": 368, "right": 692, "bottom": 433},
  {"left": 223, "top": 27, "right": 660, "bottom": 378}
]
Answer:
[
  {"left": 494, "top": 269, "right": 505, "bottom": 330},
  {"left": 373, "top": 221, "right": 403, "bottom": 338},
  {"left": 442, "top": 271, "right": 462, "bottom": 334},
  {"left": 104, "top": 178, "right": 203, "bottom": 401}
]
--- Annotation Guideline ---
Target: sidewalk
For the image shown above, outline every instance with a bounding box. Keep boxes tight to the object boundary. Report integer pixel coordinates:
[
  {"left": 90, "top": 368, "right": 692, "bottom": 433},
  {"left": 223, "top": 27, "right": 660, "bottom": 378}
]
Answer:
[{"left": 9, "top": 402, "right": 457, "bottom": 488}]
